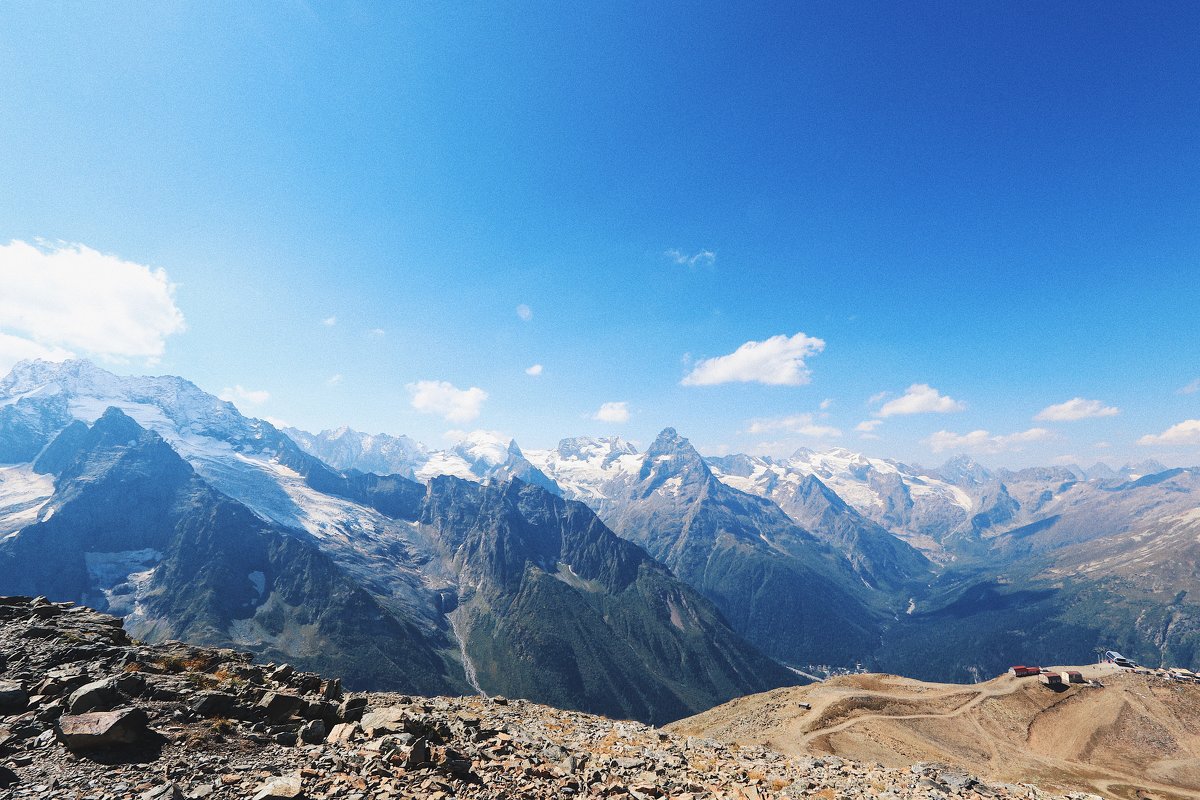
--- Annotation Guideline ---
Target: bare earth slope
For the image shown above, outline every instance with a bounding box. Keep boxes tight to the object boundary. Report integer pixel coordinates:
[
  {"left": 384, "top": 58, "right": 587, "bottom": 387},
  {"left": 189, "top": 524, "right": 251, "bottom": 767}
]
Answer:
[{"left": 668, "top": 665, "right": 1200, "bottom": 800}]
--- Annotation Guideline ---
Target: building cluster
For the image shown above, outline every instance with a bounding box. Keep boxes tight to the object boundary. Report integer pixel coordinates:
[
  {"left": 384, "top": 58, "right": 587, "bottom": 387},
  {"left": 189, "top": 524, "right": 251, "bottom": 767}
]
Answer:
[{"left": 1005, "top": 650, "right": 1200, "bottom": 688}]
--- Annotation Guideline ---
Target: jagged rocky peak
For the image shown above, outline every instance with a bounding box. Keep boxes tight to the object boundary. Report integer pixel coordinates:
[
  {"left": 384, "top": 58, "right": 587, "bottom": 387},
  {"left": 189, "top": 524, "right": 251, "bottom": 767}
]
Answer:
[
  {"left": 638, "top": 428, "right": 711, "bottom": 487},
  {"left": 790, "top": 471, "right": 851, "bottom": 512},
  {"left": 0, "top": 358, "right": 267, "bottom": 446},
  {"left": 1084, "top": 461, "right": 1119, "bottom": 481},
  {"left": 937, "top": 454, "right": 994, "bottom": 486},
  {"left": 1, "top": 358, "right": 115, "bottom": 396}
]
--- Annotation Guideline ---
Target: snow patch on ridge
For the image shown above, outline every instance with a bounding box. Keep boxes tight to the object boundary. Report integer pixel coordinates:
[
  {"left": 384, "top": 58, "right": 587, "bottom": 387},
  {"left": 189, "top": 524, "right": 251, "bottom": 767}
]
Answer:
[{"left": 0, "top": 465, "right": 55, "bottom": 540}]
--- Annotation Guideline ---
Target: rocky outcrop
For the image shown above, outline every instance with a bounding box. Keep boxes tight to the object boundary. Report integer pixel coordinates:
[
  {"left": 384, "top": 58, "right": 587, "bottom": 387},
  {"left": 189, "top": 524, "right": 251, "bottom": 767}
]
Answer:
[{"left": 0, "top": 596, "right": 1082, "bottom": 800}]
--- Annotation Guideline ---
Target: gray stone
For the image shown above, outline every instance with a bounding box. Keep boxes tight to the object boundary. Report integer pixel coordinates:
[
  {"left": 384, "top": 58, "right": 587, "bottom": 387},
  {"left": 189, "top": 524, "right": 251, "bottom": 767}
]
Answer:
[
  {"left": 406, "top": 736, "right": 430, "bottom": 769},
  {"left": 251, "top": 772, "right": 303, "bottom": 800},
  {"left": 67, "top": 678, "right": 118, "bottom": 714},
  {"left": 140, "top": 784, "right": 184, "bottom": 800},
  {"left": 0, "top": 680, "right": 27, "bottom": 714},
  {"left": 257, "top": 691, "right": 304, "bottom": 722},
  {"left": 192, "top": 691, "right": 236, "bottom": 718},
  {"left": 361, "top": 706, "right": 408, "bottom": 736},
  {"left": 54, "top": 708, "right": 149, "bottom": 750},
  {"left": 299, "top": 718, "right": 325, "bottom": 744}
]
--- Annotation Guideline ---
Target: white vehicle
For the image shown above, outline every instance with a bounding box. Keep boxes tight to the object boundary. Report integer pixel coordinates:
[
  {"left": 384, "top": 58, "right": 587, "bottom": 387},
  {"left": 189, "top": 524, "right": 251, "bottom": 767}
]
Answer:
[{"left": 1104, "top": 650, "right": 1137, "bottom": 668}]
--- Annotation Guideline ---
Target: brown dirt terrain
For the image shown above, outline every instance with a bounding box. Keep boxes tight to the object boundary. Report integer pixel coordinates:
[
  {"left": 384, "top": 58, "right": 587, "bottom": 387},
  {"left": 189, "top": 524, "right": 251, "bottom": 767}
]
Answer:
[{"left": 667, "top": 664, "right": 1200, "bottom": 800}]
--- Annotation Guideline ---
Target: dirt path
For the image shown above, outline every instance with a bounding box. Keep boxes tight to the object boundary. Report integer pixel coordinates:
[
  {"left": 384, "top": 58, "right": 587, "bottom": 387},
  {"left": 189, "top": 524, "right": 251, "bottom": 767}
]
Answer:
[{"left": 670, "top": 668, "right": 1200, "bottom": 800}]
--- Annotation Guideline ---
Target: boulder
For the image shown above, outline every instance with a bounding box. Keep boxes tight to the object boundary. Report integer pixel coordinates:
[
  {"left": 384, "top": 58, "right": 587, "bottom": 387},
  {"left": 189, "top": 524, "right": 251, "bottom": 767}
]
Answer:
[
  {"left": 251, "top": 772, "right": 303, "bottom": 800},
  {"left": 0, "top": 680, "right": 27, "bottom": 714},
  {"left": 67, "top": 679, "right": 118, "bottom": 714},
  {"left": 54, "top": 708, "right": 149, "bottom": 750},
  {"left": 298, "top": 718, "right": 326, "bottom": 744},
  {"left": 257, "top": 691, "right": 304, "bottom": 722},
  {"left": 361, "top": 706, "right": 413, "bottom": 736},
  {"left": 325, "top": 722, "right": 360, "bottom": 744},
  {"left": 192, "top": 691, "right": 236, "bottom": 718}
]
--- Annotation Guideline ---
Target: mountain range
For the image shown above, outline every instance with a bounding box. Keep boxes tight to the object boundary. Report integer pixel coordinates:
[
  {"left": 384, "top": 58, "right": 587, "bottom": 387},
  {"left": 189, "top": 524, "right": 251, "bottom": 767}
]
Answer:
[{"left": 2, "top": 359, "right": 1199, "bottom": 715}]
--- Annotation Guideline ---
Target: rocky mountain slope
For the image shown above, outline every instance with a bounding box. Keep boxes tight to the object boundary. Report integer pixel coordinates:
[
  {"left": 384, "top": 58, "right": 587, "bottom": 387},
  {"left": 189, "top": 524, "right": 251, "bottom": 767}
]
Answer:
[
  {"left": 0, "top": 362, "right": 794, "bottom": 724},
  {"left": 669, "top": 665, "right": 1200, "bottom": 800},
  {"left": 0, "top": 596, "right": 1085, "bottom": 800},
  {"left": 529, "top": 429, "right": 932, "bottom": 669},
  {"left": 8, "top": 359, "right": 1200, "bottom": 691}
]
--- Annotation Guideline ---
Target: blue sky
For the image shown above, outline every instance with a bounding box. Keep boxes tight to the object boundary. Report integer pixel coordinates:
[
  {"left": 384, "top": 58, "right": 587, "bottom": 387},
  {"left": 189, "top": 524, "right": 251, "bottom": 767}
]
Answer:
[{"left": 0, "top": 1, "right": 1197, "bottom": 467}]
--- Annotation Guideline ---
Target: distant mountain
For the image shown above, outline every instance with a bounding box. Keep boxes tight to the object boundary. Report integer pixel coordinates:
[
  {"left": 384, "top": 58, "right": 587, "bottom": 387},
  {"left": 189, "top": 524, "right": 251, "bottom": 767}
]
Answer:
[
  {"left": 0, "top": 360, "right": 795, "bottom": 724},
  {"left": 284, "top": 425, "right": 428, "bottom": 478},
  {"left": 8, "top": 359, "right": 1200, "bottom": 690},
  {"left": 527, "top": 430, "right": 929, "bottom": 669},
  {"left": 704, "top": 449, "right": 974, "bottom": 558},
  {"left": 287, "top": 425, "right": 559, "bottom": 492}
]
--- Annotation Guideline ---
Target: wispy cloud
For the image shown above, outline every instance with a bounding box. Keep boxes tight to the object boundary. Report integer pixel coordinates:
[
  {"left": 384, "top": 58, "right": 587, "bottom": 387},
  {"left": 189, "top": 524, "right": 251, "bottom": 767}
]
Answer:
[
  {"left": 516, "top": 304, "right": 533, "bottom": 321},
  {"left": 682, "top": 332, "right": 825, "bottom": 386},
  {"left": 525, "top": 364, "right": 543, "bottom": 376},
  {"left": 219, "top": 385, "right": 270, "bottom": 406},
  {"left": 407, "top": 380, "right": 488, "bottom": 423},
  {"left": 875, "top": 384, "right": 965, "bottom": 417},
  {"left": 1178, "top": 379, "right": 1200, "bottom": 395},
  {"left": 321, "top": 316, "right": 337, "bottom": 327},
  {"left": 665, "top": 248, "right": 716, "bottom": 267},
  {"left": 819, "top": 398, "right": 833, "bottom": 411},
  {"left": 326, "top": 373, "right": 343, "bottom": 387},
  {"left": 593, "top": 401, "right": 630, "bottom": 423},
  {"left": 368, "top": 328, "right": 385, "bottom": 337},
  {"left": 1138, "top": 420, "right": 1200, "bottom": 446},
  {"left": 855, "top": 419, "right": 882, "bottom": 433},
  {"left": 744, "top": 413, "right": 840, "bottom": 438},
  {"left": 1034, "top": 397, "right": 1119, "bottom": 421},
  {"left": 926, "top": 427, "right": 1052, "bottom": 454},
  {"left": 0, "top": 239, "right": 185, "bottom": 371}
]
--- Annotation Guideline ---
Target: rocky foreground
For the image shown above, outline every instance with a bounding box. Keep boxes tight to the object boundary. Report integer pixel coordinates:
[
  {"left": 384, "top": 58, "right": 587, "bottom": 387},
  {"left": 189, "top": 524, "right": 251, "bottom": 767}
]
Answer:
[{"left": 0, "top": 598, "right": 1089, "bottom": 800}]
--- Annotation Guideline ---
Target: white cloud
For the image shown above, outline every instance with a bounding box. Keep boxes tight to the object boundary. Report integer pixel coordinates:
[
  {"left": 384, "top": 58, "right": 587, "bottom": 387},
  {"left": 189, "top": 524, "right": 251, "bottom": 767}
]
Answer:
[
  {"left": 855, "top": 419, "right": 882, "bottom": 433},
  {"left": 0, "top": 239, "right": 185, "bottom": 371},
  {"left": 744, "top": 414, "right": 841, "bottom": 438},
  {"left": 1051, "top": 454, "right": 1079, "bottom": 466},
  {"left": 516, "top": 304, "right": 533, "bottom": 321},
  {"left": 322, "top": 316, "right": 337, "bottom": 327},
  {"left": 867, "top": 391, "right": 890, "bottom": 405},
  {"left": 1034, "top": 397, "right": 1119, "bottom": 421},
  {"left": 219, "top": 385, "right": 270, "bottom": 406},
  {"left": 407, "top": 380, "right": 488, "bottom": 423},
  {"left": 593, "top": 401, "right": 630, "bottom": 423},
  {"left": 326, "top": 373, "right": 343, "bottom": 387},
  {"left": 1137, "top": 420, "right": 1200, "bottom": 447},
  {"left": 261, "top": 415, "right": 292, "bottom": 429},
  {"left": 819, "top": 398, "right": 833, "bottom": 411},
  {"left": 369, "top": 328, "right": 385, "bottom": 337},
  {"left": 925, "top": 427, "right": 1053, "bottom": 454},
  {"left": 682, "top": 332, "right": 825, "bottom": 387},
  {"left": 665, "top": 248, "right": 716, "bottom": 267},
  {"left": 876, "top": 384, "right": 965, "bottom": 417},
  {"left": 0, "top": 332, "right": 74, "bottom": 373},
  {"left": 1178, "top": 379, "right": 1200, "bottom": 395},
  {"left": 525, "top": 364, "right": 543, "bottom": 376}
]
